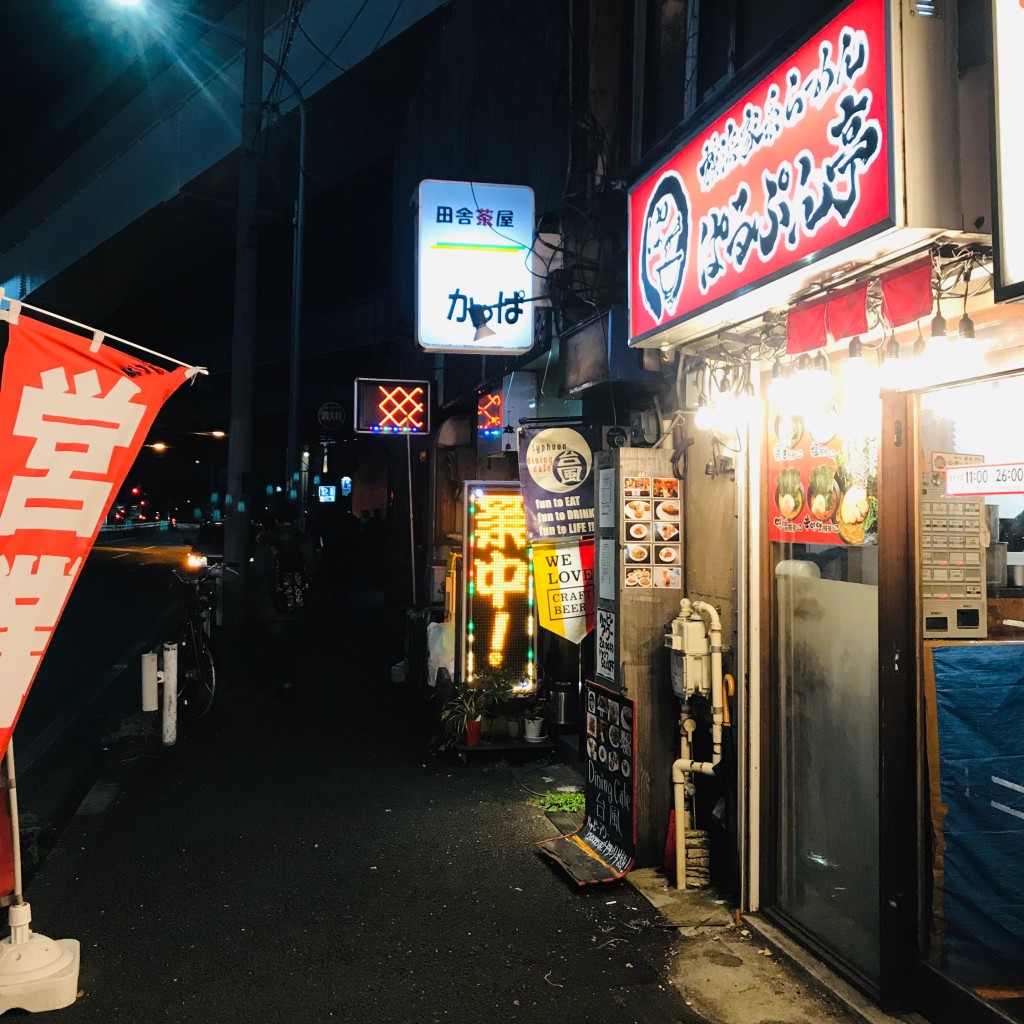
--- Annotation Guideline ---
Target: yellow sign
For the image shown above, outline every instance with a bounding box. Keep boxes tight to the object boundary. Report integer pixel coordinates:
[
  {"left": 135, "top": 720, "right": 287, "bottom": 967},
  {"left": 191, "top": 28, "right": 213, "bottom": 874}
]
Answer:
[{"left": 532, "top": 538, "right": 595, "bottom": 645}]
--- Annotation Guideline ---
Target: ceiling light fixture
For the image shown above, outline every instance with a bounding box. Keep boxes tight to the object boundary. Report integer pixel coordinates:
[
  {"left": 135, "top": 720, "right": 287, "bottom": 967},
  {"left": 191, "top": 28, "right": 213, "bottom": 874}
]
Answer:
[
  {"left": 912, "top": 322, "right": 927, "bottom": 358},
  {"left": 959, "top": 265, "right": 975, "bottom": 338}
]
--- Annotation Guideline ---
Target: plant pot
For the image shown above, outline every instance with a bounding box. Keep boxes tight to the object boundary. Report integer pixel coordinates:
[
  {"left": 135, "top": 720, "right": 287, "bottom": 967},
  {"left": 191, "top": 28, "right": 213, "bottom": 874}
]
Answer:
[
  {"left": 507, "top": 719, "right": 521, "bottom": 740},
  {"left": 464, "top": 718, "right": 483, "bottom": 747},
  {"left": 523, "top": 718, "right": 546, "bottom": 743}
]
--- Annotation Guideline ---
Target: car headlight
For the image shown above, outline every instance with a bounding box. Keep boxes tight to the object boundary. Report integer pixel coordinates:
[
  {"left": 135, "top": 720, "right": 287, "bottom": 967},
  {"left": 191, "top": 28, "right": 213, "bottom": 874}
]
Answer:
[{"left": 186, "top": 552, "right": 208, "bottom": 569}]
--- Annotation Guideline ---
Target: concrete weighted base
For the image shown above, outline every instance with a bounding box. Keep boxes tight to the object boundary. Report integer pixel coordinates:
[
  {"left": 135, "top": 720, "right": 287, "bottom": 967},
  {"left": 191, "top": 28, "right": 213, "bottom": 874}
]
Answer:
[{"left": 0, "top": 903, "right": 80, "bottom": 1015}]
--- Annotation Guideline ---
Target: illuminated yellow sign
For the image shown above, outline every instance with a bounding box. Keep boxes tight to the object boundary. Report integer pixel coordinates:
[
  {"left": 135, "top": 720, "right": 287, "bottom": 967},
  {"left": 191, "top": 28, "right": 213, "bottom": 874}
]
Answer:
[{"left": 463, "top": 483, "right": 535, "bottom": 690}]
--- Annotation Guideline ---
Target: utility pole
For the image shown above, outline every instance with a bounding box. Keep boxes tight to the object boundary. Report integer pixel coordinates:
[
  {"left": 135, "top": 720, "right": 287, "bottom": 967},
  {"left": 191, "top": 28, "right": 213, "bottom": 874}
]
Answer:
[{"left": 225, "top": 0, "right": 264, "bottom": 577}]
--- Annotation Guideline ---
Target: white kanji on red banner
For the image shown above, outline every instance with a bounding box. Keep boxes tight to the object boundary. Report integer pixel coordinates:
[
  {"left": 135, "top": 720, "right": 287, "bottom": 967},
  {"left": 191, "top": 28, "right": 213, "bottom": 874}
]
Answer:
[
  {"left": 0, "top": 554, "right": 81, "bottom": 725},
  {"left": 0, "top": 367, "right": 145, "bottom": 538},
  {"left": 0, "top": 315, "right": 187, "bottom": 756}
]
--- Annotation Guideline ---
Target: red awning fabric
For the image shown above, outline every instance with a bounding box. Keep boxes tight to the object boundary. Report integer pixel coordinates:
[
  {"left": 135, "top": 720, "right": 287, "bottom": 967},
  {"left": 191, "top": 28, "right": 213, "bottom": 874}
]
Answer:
[
  {"left": 879, "top": 257, "right": 933, "bottom": 329},
  {"left": 824, "top": 281, "right": 869, "bottom": 341},
  {"left": 785, "top": 299, "right": 828, "bottom": 354}
]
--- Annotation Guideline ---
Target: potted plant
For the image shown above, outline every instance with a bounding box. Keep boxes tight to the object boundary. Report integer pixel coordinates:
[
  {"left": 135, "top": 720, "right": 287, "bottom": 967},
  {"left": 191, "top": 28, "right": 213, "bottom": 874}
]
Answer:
[
  {"left": 522, "top": 696, "right": 548, "bottom": 743},
  {"left": 439, "top": 680, "right": 486, "bottom": 748},
  {"left": 439, "top": 675, "right": 514, "bottom": 748}
]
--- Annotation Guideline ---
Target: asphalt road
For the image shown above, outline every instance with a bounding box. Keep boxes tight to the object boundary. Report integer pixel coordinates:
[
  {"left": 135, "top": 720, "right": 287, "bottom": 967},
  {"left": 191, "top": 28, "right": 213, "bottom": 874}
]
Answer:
[{"left": 25, "top": 592, "right": 705, "bottom": 1024}]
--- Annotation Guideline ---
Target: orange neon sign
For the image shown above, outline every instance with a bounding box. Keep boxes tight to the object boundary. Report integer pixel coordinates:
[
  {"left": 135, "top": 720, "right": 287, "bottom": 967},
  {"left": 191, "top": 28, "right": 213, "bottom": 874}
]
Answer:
[
  {"left": 462, "top": 483, "right": 535, "bottom": 691},
  {"left": 354, "top": 378, "right": 431, "bottom": 434},
  {"left": 478, "top": 392, "right": 502, "bottom": 436}
]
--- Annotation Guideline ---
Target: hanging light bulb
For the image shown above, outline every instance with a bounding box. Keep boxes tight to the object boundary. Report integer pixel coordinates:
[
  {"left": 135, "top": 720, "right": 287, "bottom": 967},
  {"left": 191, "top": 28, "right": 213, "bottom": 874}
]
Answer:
[
  {"left": 879, "top": 333, "right": 902, "bottom": 389},
  {"left": 930, "top": 304, "right": 946, "bottom": 340},
  {"left": 912, "top": 322, "right": 927, "bottom": 358},
  {"left": 737, "top": 379, "right": 759, "bottom": 427},
  {"left": 768, "top": 357, "right": 792, "bottom": 407},
  {"left": 695, "top": 392, "right": 713, "bottom": 431},
  {"left": 842, "top": 335, "right": 878, "bottom": 403}
]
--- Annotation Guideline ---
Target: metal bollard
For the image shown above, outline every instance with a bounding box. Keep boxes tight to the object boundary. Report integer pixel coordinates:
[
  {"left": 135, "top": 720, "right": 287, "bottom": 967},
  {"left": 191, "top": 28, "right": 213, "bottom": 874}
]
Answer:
[
  {"left": 141, "top": 651, "right": 159, "bottom": 713},
  {"left": 161, "top": 641, "right": 178, "bottom": 746}
]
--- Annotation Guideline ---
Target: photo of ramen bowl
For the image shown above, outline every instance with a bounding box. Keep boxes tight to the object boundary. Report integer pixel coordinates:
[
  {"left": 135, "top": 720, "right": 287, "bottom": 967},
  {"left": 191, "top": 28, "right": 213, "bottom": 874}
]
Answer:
[
  {"left": 836, "top": 484, "right": 878, "bottom": 545},
  {"left": 774, "top": 414, "right": 804, "bottom": 448},
  {"left": 807, "top": 465, "right": 839, "bottom": 522},
  {"left": 775, "top": 467, "right": 804, "bottom": 520}
]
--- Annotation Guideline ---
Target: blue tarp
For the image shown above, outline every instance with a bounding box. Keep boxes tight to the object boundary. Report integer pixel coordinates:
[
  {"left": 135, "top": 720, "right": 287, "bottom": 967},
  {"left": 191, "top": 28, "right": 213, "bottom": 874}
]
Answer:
[{"left": 932, "top": 644, "right": 1024, "bottom": 982}]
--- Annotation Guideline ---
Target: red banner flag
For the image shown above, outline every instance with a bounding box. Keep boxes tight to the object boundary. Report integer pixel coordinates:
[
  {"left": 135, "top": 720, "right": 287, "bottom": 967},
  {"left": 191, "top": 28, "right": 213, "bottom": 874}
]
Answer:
[{"left": 0, "top": 316, "right": 188, "bottom": 757}]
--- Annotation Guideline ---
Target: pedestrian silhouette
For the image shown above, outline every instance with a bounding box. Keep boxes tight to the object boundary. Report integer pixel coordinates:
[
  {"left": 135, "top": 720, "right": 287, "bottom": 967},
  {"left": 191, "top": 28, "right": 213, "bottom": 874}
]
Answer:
[{"left": 251, "top": 501, "right": 317, "bottom": 694}]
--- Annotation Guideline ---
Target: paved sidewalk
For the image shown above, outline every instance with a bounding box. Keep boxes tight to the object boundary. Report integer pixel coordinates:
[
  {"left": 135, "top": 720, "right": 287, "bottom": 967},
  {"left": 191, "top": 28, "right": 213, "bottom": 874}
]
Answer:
[{"left": 16, "top": 588, "right": 919, "bottom": 1024}]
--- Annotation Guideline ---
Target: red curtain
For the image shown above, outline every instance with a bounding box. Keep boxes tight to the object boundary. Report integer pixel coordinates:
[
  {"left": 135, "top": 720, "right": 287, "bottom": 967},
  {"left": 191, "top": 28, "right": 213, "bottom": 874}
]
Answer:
[
  {"left": 785, "top": 299, "right": 828, "bottom": 354},
  {"left": 879, "top": 257, "right": 933, "bottom": 328},
  {"left": 824, "top": 281, "right": 869, "bottom": 341}
]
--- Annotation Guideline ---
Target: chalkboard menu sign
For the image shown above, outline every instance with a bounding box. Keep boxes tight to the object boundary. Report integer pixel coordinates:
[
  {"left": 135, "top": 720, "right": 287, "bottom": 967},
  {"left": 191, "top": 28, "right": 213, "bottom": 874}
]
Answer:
[
  {"left": 536, "top": 679, "right": 636, "bottom": 884},
  {"left": 580, "top": 680, "right": 636, "bottom": 872}
]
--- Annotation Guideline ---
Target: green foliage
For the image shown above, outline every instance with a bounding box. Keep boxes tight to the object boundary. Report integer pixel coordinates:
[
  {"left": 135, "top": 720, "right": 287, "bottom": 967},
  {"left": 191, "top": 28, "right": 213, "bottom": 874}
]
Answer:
[
  {"left": 439, "top": 674, "right": 515, "bottom": 748},
  {"left": 529, "top": 790, "right": 584, "bottom": 813}
]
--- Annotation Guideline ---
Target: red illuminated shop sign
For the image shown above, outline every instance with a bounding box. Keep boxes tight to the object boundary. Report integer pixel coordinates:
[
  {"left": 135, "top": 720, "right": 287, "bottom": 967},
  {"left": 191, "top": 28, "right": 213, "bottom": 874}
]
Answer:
[{"left": 629, "top": 0, "right": 892, "bottom": 345}]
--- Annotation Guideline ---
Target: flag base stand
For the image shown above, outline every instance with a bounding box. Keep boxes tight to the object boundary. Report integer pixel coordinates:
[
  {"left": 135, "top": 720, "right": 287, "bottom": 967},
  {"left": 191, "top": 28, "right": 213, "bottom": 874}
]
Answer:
[{"left": 0, "top": 903, "right": 80, "bottom": 1015}]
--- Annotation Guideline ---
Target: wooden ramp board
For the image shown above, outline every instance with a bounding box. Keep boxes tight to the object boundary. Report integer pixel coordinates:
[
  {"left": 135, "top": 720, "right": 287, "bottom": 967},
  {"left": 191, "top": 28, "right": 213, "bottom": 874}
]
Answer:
[{"left": 536, "top": 832, "right": 629, "bottom": 886}]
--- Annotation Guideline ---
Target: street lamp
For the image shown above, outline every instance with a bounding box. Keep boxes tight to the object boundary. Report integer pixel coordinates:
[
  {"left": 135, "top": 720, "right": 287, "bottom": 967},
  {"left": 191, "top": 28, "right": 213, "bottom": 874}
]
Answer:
[{"left": 109, "top": 0, "right": 308, "bottom": 513}]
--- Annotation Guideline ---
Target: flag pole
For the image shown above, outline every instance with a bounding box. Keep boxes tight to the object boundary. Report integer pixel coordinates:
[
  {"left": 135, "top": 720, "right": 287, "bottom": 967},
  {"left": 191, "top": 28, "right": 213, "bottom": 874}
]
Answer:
[
  {"left": 0, "top": 740, "right": 80, "bottom": 1013},
  {"left": 407, "top": 431, "right": 417, "bottom": 606}
]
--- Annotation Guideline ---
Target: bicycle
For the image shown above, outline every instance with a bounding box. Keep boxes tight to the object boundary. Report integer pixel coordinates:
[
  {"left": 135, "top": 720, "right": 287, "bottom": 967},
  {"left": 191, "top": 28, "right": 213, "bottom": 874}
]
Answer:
[{"left": 172, "top": 563, "right": 223, "bottom": 721}]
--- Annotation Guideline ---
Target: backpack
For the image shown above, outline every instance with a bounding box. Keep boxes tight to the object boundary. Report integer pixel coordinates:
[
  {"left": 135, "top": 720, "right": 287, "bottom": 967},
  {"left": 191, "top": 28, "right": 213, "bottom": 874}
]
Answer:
[{"left": 269, "top": 539, "right": 310, "bottom": 615}]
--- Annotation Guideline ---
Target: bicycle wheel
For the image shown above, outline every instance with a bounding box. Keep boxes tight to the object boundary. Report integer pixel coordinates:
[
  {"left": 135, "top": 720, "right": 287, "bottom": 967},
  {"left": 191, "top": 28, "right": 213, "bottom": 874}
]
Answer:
[{"left": 177, "top": 623, "right": 216, "bottom": 720}]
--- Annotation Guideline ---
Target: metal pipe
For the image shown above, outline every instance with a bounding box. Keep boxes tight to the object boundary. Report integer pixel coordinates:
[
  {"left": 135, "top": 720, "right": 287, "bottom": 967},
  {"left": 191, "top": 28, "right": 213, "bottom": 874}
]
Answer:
[
  {"left": 4, "top": 741, "right": 23, "bottom": 904},
  {"left": 162, "top": 642, "right": 178, "bottom": 746},
  {"left": 407, "top": 432, "right": 417, "bottom": 606},
  {"left": 671, "top": 601, "right": 725, "bottom": 889}
]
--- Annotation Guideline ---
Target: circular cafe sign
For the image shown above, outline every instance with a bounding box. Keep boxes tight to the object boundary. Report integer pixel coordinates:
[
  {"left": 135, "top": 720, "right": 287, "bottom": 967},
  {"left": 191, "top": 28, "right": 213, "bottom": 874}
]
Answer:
[
  {"left": 317, "top": 402, "right": 347, "bottom": 431},
  {"left": 524, "top": 427, "right": 593, "bottom": 494}
]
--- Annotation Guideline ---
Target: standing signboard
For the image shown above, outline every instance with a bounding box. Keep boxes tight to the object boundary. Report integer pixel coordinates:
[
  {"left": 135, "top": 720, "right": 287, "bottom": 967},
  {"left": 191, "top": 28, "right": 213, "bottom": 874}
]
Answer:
[
  {"left": 0, "top": 314, "right": 189, "bottom": 758},
  {"left": 536, "top": 680, "right": 636, "bottom": 884}
]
